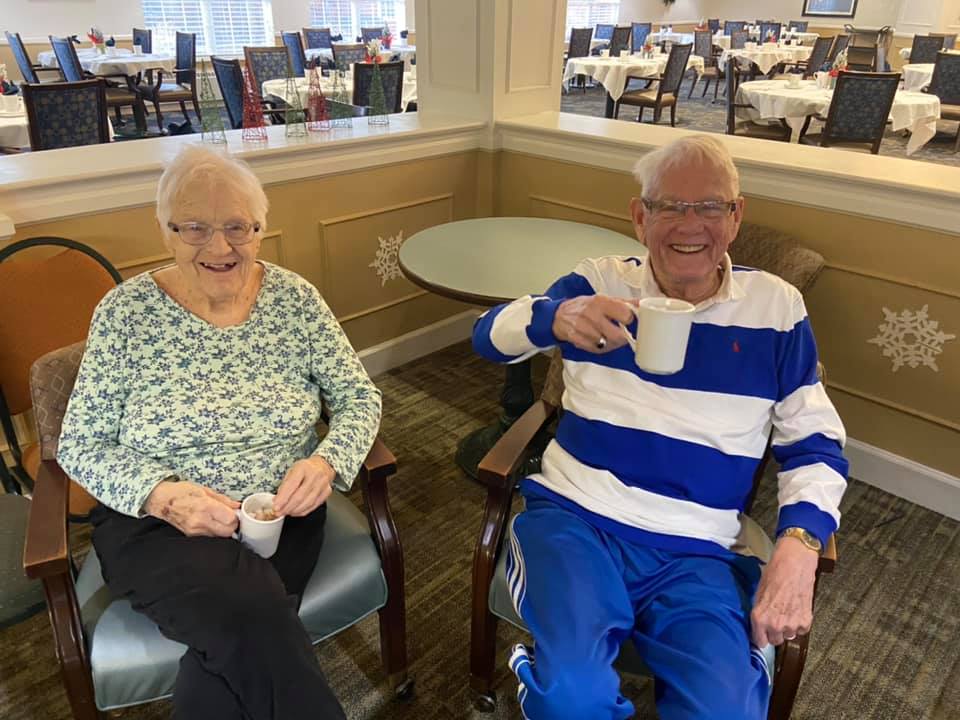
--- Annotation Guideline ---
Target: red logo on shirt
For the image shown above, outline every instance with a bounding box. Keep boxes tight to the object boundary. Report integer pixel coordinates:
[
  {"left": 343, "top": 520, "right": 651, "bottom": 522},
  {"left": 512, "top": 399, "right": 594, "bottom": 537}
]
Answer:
[{"left": 732, "top": 340, "right": 740, "bottom": 353}]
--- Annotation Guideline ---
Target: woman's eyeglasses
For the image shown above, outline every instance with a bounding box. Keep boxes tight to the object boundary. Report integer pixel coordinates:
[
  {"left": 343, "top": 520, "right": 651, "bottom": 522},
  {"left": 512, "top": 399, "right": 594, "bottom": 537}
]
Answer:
[{"left": 167, "top": 221, "right": 261, "bottom": 246}]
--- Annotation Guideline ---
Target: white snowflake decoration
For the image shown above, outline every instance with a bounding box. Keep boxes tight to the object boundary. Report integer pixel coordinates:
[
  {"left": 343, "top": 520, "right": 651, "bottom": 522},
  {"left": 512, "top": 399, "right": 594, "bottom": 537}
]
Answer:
[
  {"left": 369, "top": 230, "right": 404, "bottom": 286},
  {"left": 867, "top": 305, "right": 955, "bottom": 372}
]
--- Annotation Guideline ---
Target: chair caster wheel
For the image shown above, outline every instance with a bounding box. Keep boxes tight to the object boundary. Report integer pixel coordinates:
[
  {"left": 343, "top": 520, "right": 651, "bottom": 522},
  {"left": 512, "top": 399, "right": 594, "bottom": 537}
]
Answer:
[
  {"left": 395, "top": 678, "right": 415, "bottom": 701},
  {"left": 475, "top": 692, "right": 497, "bottom": 712}
]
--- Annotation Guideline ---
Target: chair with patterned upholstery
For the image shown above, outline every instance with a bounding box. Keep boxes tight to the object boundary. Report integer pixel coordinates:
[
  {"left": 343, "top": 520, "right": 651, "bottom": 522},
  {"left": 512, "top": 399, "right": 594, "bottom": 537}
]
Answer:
[
  {"left": 615, "top": 43, "right": 692, "bottom": 125},
  {"left": 800, "top": 71, "right": 900, "bottom": 154},
  {"left": 909, "top": 35, "right": 949, "bottom": 65},
  {"left": 797, "top": 36, "right": 835, "bottom": 78},
  {"left": 566, "top": 28, "right": 594, "bottom": 92},
  {"left": 592, "top": 23, "right": 614, "bottom": 55},
  {"left": 928, "top": 33, "right": 958, "bottom": 50},
  {"left": 332, "top": 42, "right": 368, "bottom": 70},
  {"left": 469, "top": 225, "right": 833, "bottom": 720},
  {"left": 211, "top": 56, "right": 245, "bottom": 129},
  {"left": 49, "top": 35, "right": 147, "bottom": 132},
  {"left": 131, "top": 27, "right": 153, "bottom": 54},
  {"left": 924, "top": 51, "right": 960, "bottom": 152},
  {"left": 788, "top": 21, "right": 809, "bottom": 32},
  {"left": 631, "top": 22, "right": 652, "bottom": 52},
  {"left": 725, "top": 61, "right": 790, "bottom": 141},
  {"left": 827, "top": 34, "right": 850, "bottom": 64},
  {"left": 244, "top": 45, "right": 293, "bottom": 87},
  {"left": 281, "top": 31, "right": 308, "bottom": 77},
  {"left": 22, "top": 80, "right": 111, "bottom": 151},
  {"left": 759, "top": 22, "right": 782, "bottom": 43},
  {"left": 845, "top": 45, "right": 878, "bottom": 71},
  {"left": 303, "top": 27, "right": 333, "bottom": 49},
  {"left": 609, "top": 26, "right": 632, "bottom": 58},
  {"left": 136, "top": 31, "right": 200, "bottom": 133},
  {"left": 708, "top": 18, "right": 721, "bottom": 34},
  {"left": 361, "top": 27, "right": 385, "bottom": 43},
  {"left": 23, "top": 340, "right": 412, "bottom": 719},
  {"left": 690, "top": 30, "right": 722, "bottom": 99},
  {"left": 352, "top": 61, "right": 404, "bottom": 113},
  {"left": 5, "top": 31, "right": 61, "bottom": 84},
  {"left": 724, "top": 20, "right": 747, "bottom": 36}
]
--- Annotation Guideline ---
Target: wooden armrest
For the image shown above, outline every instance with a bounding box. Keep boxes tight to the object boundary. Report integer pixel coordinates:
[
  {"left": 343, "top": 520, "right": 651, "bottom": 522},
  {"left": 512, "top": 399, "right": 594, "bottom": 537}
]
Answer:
[
  {"left": 23, "top": 459, "right": 71, "bottom": 579},
  {"left": 818, "top": 534, "right": 837, "bottom": 574},
  {"left": 477, "top": 400, "right": 558, "bottom": 491},
  {"left": 362, "top": 436, "right": 397, "bottom": 478}
]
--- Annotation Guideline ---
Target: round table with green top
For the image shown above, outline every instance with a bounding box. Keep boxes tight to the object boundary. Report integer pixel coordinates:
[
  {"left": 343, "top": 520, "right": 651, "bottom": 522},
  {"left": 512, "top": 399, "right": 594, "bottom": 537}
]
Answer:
[{"left": 398, "top": 217, "right": 644, "bottom": 481}]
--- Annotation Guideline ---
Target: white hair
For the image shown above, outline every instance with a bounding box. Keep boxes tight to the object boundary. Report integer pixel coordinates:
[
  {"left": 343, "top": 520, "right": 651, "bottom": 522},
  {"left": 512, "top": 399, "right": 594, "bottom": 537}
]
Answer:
[
  {"left": 156, "top": 145, "right": 269, "bottom": 230},
  {"left": 632, "top": 135, "right": 740, "bottom": 200}
]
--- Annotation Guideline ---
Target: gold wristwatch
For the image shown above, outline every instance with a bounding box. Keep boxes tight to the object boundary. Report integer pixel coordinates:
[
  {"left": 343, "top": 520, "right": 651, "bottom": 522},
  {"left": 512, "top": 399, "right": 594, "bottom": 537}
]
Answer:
[{"left": 777, "top": 527, "right": 823, "bottom": 554}]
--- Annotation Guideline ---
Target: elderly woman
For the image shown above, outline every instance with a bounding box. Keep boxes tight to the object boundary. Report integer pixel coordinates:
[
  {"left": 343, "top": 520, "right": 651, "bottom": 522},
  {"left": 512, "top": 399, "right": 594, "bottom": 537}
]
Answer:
[{"left": 57, "top": 146, "right": 381, "bottom": 720}]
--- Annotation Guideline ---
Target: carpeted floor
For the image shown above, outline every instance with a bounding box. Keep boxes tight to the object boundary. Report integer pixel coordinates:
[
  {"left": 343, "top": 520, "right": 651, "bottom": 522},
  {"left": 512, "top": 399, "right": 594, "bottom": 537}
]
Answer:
[
  {"left": 560, "top": 73, "right": 960, "bottom": 167},
  {"left": 1, "top": 341, "right": 958, "bottom": 719}
]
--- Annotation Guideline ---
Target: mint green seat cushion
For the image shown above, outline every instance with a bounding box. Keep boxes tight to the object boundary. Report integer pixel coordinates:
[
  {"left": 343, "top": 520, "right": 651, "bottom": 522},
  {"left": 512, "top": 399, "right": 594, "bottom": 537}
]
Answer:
[
  {"left": 75, "top": 491, "right": 387, "bottom": 711},
  {"left": 488, "top": 513, "right": 777, "bottom": 681}
]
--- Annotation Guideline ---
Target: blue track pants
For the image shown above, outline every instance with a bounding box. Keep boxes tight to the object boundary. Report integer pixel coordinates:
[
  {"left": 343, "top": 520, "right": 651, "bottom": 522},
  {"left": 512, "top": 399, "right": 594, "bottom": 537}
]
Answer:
[{"left": 506, "top": 496, "right": 770, "bottom": 720}]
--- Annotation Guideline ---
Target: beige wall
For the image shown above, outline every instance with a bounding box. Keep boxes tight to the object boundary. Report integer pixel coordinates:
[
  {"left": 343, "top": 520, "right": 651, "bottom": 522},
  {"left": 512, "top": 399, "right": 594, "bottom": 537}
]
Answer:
[{"left": 495, "top": 150, "right": 960, "bottom": 477}]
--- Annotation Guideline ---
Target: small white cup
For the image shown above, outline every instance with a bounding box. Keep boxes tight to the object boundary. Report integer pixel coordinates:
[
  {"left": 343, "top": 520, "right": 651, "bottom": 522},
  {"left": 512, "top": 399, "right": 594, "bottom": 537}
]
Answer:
[
  {"left": 132, "top": 44, "right": 143, "bottom": 55},
  {"left": 237, "top": 492, "right": 285, "bottom": 558},
  {"left": 620, "top": 297, "right": 696, "bottom": 375},
  {"left": 600, "top": 49, "right": 610, "bottom": 57},
  {"left": 787, "top": 74, "right": 801, "bottom": 88}
]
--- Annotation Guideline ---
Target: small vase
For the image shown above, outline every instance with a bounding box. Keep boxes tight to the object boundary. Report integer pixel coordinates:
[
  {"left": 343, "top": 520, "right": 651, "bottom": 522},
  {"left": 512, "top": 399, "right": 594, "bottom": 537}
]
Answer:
[{"left": 96, "top": 43, "right": 106, "bottom": 54}]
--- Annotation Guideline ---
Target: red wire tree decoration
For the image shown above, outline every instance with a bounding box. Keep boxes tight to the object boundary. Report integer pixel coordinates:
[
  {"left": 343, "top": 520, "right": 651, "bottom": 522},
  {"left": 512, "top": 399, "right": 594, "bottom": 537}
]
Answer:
[
  {"left": 241, "top": 66, "right": 268, "bottom": 143},
  {"left": 306, "top": 62, "right": 331, "bottom": 132}
]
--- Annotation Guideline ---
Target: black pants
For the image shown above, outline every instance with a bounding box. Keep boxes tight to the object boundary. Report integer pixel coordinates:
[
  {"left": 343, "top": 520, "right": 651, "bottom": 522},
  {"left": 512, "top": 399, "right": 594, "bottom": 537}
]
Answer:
[{"left": 90, "top": 502, "right": 347, "bottom": 720}]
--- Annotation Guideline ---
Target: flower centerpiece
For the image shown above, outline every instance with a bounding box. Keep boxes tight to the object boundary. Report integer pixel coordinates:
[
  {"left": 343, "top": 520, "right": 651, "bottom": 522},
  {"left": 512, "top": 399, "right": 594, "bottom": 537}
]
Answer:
[
  {"left": 381, "top": 25, "right": 393, "bottom": 49},
  {"left": 364, "top": 37, "right": 383, "bottom": 63},
  {"left": 643, "top": 41, "right": 654, "bottom": 58},
  {"left": 87, "top": 26, "right": 105, "bottom": 53},
  {"left": 828, "top": 49, "right": 847, "bottom": 88},
  {"left": 765, "top": 30, "right": 776, "bottom": 44}
]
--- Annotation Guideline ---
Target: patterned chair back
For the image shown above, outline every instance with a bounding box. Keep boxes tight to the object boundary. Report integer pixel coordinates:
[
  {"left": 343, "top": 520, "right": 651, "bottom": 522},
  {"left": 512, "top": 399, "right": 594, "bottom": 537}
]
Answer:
[
  {"left": 631, "top": 23, "right": 652, "bottom": 52},
  {"left": 731, "top": 31, "right": 750, "bottom": 50},
  {"left": 594, "top": 24, "right": 615, "bottom": 41},
  {"left": 910, "top": 35, "right": 948, "bottom": 64},
  {"left": 708, "top": 19, "right": 721, "bottom": 34},
  {"left": 609, "top": 25, "right": 631, "bottom": 57},
  {"left": 244, "top": 46, "right": 292, "bottom": 86},
  {"left": 788, "top": 21, "right": 809, "bottom": 32},
  {"left": 5, "top": 31, "right": 40, "bottom": 84},
  {"left": 845, "top": 45, "right": 877, "bottom": 71},
  {"left": 281, "top": 31, "right": 307, "bottom": 76},
  {"left": 821, "top": 71, "right": 900, "bottom": 153},
  {"left": 49, "top": 36, "right": 85, "bottom": 82},
  {"left": 568, "top": 28, "right": 593, "bottom": 59},
  {"left": 929, "top": 33, "right": 958, "bottom": 50},
  {"left": 759, "top": 22, "right": 782, "bottom": 43},
  {"left": 827, "top": 34, "right": 850, "bottom": 63},
  {"left": 352, "top": 61, "right": 404, "bottom": 113},
  {"left": 694, "top": 31, "right": 713, "bottom": 65},
  {"left": 803, "top": 36, "right": 835, "bottom": 78},
  {"left": 361, "top": 27, "right": 384, "bottom": 43},
  {"left": 928, "top": 51, "right": 960, "bottom": 105},
  {"left": 332, "top": 42, "right": 367, "bottom": 70},
  {"left": 724, "top": 21, "right": 746, "bottom": 36},
  {"left": 23, "top": 80, "right": 111, "bottom": 151},
  {"left": 211, "top": 56, "right": 245, "bottom": 129},
  {"left": 304, "top": 27, "right": 333, "bottom": 49},
  {"left": 661, "top": 43, "right": 693, "bottom": 95},
  {"left": 175, "top": 32, "right": 196, "bottom": 86},
  {"left": 132, "top": 27, "right": 153, "bottom": 54}
]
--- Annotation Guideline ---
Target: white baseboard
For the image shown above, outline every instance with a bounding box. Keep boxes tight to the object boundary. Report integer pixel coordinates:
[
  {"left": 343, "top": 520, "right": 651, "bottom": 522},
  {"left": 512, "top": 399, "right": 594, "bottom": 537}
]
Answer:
[
  {"left": 358, "top": 309, "right": 480, "bottom": 379},
  {"left": 845, "top": 438, "right": 960, "bottom": 521}
]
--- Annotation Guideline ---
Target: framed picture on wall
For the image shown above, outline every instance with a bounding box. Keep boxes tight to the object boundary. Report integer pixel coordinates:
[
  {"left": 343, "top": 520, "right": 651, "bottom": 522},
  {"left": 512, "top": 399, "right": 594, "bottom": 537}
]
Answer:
[{"left": 801, "top": 0, "right": 859, "bottom": 17}]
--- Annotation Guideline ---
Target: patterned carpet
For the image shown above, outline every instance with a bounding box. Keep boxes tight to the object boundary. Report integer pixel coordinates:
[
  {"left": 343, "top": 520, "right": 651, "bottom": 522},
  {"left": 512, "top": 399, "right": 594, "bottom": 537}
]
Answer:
[
  {"left": 1, "top": 341, "right": 958, "bottom": 719},
  {"left": 560, "top": 74, "right": 960, "bottom": 167}
]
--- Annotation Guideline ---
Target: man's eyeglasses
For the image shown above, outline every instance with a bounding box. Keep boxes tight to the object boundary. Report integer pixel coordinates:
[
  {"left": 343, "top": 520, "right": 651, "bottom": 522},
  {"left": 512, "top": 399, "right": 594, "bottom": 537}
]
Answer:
[
  {"left": 167, "top": 221, "right": 261, "bottom": 246},
  {"left": 642, "top": 199, "right": 737, "bottom": 221}
]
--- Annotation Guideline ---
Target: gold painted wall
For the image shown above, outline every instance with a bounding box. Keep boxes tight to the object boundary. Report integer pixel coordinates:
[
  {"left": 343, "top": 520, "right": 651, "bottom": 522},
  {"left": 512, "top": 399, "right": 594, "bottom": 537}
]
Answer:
[{"left": 495, "top": 150, "right": 960, "bottom": 476}]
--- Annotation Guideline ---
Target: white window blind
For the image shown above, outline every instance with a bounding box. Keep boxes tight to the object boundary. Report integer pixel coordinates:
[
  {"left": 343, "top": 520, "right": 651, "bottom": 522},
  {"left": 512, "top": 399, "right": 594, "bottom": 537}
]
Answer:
[
  {"left": 565, "top": 1, "right": 620, "bottom": 39},
  {"left": 309, "top": 0, "right": 407, "bottom": 41},
  {"left": 141, "top": 0, "right": 274, "bottom": 56}
]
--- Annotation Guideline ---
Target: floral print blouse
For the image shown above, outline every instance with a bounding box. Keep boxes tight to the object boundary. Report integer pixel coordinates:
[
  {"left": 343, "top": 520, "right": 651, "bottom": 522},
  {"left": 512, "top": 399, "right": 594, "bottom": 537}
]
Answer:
[{"left": 57, "top": 262, "right": 382, "bottom": 517}]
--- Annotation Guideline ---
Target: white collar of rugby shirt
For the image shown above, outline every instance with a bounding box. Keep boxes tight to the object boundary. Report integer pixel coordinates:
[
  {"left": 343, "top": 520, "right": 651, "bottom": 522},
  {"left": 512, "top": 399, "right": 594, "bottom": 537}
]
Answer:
[{"left": 625, "top": 252, "right": 746, "bottom": 311}]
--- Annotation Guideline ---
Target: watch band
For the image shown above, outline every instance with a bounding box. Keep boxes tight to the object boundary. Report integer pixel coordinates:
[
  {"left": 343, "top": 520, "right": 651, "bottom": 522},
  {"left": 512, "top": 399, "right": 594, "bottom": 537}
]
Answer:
[{"left": 778, "top": 526, "right": 823, "bottom": 554}]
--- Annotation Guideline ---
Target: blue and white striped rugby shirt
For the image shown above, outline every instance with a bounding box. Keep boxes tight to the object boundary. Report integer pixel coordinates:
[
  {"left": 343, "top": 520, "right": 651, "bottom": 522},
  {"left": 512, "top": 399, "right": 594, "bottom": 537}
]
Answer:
[{"left": 473, "top": 254, "right": 848, "bottom": 556}]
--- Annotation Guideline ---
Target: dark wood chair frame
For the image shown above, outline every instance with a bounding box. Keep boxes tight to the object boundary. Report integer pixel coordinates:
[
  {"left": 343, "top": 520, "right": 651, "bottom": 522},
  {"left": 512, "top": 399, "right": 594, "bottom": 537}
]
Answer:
[
  {"left": 137, "top": 31, "right": 201, "bottom": 133},
  {"left": 469, "top": 364, "right": 837, "bottom": 719},
  {"left": 724, "top": 60, "right": 790, "bottom": 140},
  {"left": 811, "top": 70, "right": 900, "bottom": 154},
  {"left": 4, "top": 31, "right": 63, "bottom": 84},
  {"left": 614, "top": 43, "right": 693, "bottom": 125}
]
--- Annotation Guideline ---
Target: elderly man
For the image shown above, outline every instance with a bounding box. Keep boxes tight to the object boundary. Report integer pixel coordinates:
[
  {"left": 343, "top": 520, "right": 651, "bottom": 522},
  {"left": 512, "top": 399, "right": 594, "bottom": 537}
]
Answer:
[{"left": 472, "top": 135, "right": 847, "bottom": 720}]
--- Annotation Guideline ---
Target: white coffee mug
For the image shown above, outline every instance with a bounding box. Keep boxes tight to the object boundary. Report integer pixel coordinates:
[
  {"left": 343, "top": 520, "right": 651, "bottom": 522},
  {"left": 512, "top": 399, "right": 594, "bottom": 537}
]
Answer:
[
  {"left": 237, "top": 492, "right": 285, "bottom": 558},
  {"left": 620, "top": 297, "right": 696, "bottom": 375},
  {"left": 787, "top": 74, "right": 801, "bottom": 88}
]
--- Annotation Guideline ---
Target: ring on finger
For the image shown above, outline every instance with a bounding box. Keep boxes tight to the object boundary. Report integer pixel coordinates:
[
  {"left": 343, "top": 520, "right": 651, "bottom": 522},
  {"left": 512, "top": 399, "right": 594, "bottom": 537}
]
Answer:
[{"left": 596, "top": 335, "right": 607, "bottom": 350}]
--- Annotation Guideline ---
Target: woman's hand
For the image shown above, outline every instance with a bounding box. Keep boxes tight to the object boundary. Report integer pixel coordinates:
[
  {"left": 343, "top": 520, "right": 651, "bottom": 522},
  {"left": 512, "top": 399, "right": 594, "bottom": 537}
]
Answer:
[
  {"left": 552, "top": 295, "right": 635, "bottom": 353},
  {"left": 274, "top": 456, "right": 335, "bottom": 517},
  {"left": 143, "top": 480, "right": 240, "bottom": 537}
]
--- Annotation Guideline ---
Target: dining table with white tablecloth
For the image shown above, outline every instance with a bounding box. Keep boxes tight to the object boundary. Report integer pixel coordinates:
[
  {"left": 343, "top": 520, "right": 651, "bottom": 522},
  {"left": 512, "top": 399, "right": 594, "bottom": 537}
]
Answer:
[
  {"left": 36, "top": 47, "right": 177, "bottom": 77},
  {"left": 562, "top": 52, "right": 705, "bottom": 100},
  {"left": 713, "top": 31, "right": 818, "bottom": 51},
  {"left": 719, "top": 44, "right": 814, "bottom": 75},
  {"left": 647, "top": 32, "right": 694, "bottom": 46},
  {"left": 902, "top": 63, "right": 935, "bottom": 92},
  {"left": 305, "top": 44, "right": 416, "bottom": 70},
  {"left": 735, "top": 78, "right": 941, "bottom": 154},
  {"left": 262, "top": 70, "right": 418, "bottom": 113}
]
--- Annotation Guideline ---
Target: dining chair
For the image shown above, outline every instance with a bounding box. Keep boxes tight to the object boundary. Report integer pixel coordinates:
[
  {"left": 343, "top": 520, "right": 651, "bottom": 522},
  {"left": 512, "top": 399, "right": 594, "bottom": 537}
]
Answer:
[
  {"left": 788, "top": 21, "right": 809, "bottom": 32},
  {"left": 731, "top": 30, "right": 750, "bottom": 50},
  {"left": 131, "top": 27, "right": 153, "bottom": 54},
  {"left": 48, "top": 35, "right": 147, "bottom": 132},
  {"left": 468, "top": 227, "right": 833, "bottom": 719},
  {"left": 592, "top": 23, "right": 614, "bottom": 55},
  {"left": 724, "top": 21, "right": 747, "bottom": 36},
  {"left": 690, "top": 30, "right": 722, "bottom": 99},
  {"left": 244, "top": 45, "right": 293, "bottom": 86},
  {"left": 615, "top": 43, "right": 692, "bottom": 125},
  {"left": 5, "top": 31, "right": 62, "bottom": 84},
  {"left": 827, "top": 35, "right": 850, "bottom": 64},
  {"left": 609, "top": 26, "right": 632, "bottom": 58},
  {"left": 352, "top": 61, "right": 404, "bottom": 113},
  {"left": 21, "top": 80, "right": 111, "bottom": 151},
  {"left": 23, "top": 342, "right": 412, "bottom": 720},
  {"left": 798, "top": 36, "right": 835, "bottom": 78},
  {"left": 924, "top": 52, "right": 960, "bottom": 152},
  {"left": 909, "top": 35, "right": 949, "bottom": 65},
  {"left": 631, "top": 22, "right": 652, "bottom": 52},
  {"left": 724, "top": 61, "right": 790, "bottom": 141},
  {"left": 708, "top": 19, "right": 721, "bottom": 34},
  {"left": 845, "top": 45, "right": 878, "bottom": 71},
  {"left": 136, "top": 31, "right": 200, "bottom": 133},
  {"left": 759, "top": 22, "right": 782, "bottom": 43},
  {"left": 566, "top": 28, "right": 594, "bottom": 92},
  {"left": 332, "top": 42, "right": 368, "bottom": 70},
  {"left": 361, "top": 27, "right": 385, "bottom": 43},
  {"left": 303, "top": 27, "right": 333, "bottom": 49},
  {"left": 800, "top": 71, "right": 900, "bottom": 154},
  {"left": 211, "top": 56, "right": 245, "bottom": 129},
  {"left": 281, "top": 31, "right": 308, "bottom": 77},
  {"left": 928, "top": 33, "right": 958, "bottom": 50},
  {"left": 327, "top": 99, "right": 369, "bottom": 117}
]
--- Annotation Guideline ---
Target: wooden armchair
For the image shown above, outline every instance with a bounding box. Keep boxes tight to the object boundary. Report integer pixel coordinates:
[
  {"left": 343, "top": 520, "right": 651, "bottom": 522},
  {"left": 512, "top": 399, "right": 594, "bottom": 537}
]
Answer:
[
  {"left": 23, "top": 342, "right": 412, "bottom": 719},
  {"left": 470, "top": 228, "right": 837, "bottom": 719}
]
